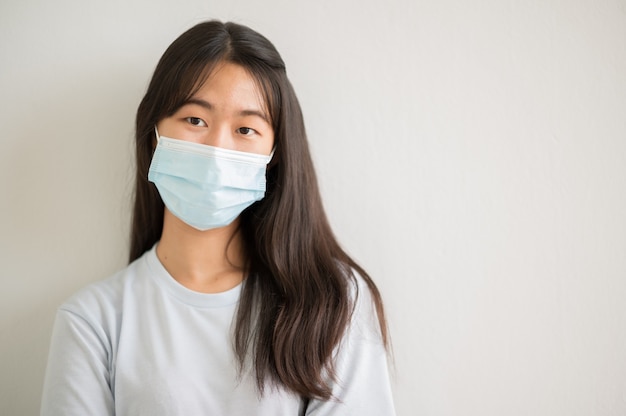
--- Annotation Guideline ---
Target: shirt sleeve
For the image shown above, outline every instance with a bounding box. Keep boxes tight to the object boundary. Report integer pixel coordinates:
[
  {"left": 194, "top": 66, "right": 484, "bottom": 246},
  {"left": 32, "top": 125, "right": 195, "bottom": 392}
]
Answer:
[
  {"left": 305, "top": 277, "right": 396, "bottom": 416},
  {"left": 40, "top": 308, "right": 115, "bottom": 416}
]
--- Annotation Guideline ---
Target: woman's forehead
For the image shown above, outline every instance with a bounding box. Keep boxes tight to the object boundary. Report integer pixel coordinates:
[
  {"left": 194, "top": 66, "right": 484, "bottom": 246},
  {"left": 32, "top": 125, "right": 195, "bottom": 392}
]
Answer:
[{"left": 189, "top": 61, "right": 271, "bottom": 119}]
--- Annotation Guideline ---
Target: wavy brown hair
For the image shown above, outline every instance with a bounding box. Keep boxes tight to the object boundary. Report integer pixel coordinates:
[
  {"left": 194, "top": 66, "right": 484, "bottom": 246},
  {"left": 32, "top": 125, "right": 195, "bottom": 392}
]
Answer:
[{"left": 130, "top": 20, "right": 388, "bottom": 400}]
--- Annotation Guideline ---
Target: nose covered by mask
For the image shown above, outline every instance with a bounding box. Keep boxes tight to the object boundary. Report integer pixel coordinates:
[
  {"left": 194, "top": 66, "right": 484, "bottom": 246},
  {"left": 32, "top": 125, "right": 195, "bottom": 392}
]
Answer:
[{"left": 148, "top": 127, "right": 273, "bottom": 231}]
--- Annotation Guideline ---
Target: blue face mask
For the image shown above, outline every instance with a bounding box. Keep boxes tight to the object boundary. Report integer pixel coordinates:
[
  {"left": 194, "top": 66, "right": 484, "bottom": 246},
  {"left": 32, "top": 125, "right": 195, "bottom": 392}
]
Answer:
[{"left": 148, "top": 129, "right": 273, "bottom": 231}]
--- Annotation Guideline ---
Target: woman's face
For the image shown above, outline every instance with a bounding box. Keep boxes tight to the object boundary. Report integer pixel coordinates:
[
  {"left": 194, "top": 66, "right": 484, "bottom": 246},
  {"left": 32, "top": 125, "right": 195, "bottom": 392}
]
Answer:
[{"left": 157, "top": 62, "right": 274, "bottom": 156}]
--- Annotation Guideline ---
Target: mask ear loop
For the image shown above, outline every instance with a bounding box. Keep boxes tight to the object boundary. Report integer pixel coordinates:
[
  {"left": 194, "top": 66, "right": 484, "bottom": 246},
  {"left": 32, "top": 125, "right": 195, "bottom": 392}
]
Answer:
[{"left": 154, "top": 126, "right": 161, "bottom": 144}]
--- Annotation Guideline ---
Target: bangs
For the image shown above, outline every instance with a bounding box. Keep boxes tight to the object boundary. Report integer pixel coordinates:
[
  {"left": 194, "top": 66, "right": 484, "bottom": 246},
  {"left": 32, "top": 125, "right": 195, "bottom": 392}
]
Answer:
[{"left": 162, "top": 60, "right": 222, "bottom": 118}]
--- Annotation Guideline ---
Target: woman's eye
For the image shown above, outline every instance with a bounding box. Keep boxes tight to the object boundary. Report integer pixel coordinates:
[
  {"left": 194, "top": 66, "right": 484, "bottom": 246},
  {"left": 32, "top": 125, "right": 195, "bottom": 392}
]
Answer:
[
  {"left": 237, "top": 127, "right": 256, "bottom": 136},
  {"left": 185, "top": 117, "right": 207, "bottom": 127}
]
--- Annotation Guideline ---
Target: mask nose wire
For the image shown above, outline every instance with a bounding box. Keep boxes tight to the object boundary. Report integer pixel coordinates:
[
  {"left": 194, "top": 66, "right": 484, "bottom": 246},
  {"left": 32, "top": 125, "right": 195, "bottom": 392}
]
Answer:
[{"left": 154, "top": 124, "right": 275, "bottom": 162}]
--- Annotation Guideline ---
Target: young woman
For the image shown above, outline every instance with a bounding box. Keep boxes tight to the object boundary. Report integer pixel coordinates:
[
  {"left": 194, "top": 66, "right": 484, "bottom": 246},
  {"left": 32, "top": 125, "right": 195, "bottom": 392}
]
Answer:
[{"left": 41, "top": 20, "right": 395, "bottom": 415}]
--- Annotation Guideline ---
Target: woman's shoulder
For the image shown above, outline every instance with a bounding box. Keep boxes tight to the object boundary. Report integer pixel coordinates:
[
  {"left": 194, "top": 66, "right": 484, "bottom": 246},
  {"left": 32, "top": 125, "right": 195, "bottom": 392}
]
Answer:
[
  {"left": 344, "top": 266, "right": 386, "bottom": 344},
  {"left": 60, "top": 269, "right": 126, "bottom": 319},
  {"left": 58, "top": 249, "right": 152, "bottom": 324}
]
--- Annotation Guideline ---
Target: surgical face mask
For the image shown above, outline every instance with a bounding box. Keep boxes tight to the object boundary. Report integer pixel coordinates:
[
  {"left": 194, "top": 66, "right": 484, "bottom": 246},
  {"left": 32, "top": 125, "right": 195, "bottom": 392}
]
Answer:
[{"left": 148, "top": 128, "right": 273, "bottom": 231}]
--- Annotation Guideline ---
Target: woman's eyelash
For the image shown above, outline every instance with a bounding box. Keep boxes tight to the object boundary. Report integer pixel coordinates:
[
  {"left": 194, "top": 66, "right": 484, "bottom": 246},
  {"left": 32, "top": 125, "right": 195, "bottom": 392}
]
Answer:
[
  {"left": 237, "top": 127, "right": 256, "bottom": 135},
  {"left": 185, "top": 117, "right": 206, "bottom": 126}
]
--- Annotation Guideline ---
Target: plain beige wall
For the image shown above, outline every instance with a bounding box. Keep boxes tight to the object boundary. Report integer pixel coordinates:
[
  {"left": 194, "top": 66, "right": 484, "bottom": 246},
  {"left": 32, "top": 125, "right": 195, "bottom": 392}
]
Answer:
[{"left": 2, "top": 0, "right": 626, "bottom": 414}]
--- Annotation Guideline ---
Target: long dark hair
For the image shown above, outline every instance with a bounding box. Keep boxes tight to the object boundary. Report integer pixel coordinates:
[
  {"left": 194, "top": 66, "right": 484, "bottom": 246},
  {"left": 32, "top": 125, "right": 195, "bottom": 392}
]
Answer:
[{"left": 130, "top": 20, "right": 388, "bottom": 400}]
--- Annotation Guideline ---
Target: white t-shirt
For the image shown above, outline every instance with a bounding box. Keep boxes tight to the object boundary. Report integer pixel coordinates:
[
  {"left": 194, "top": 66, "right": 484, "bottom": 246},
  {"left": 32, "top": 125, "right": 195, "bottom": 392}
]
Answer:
[{"left": 41, "top": 245, "right": 395, "bottom": 415}]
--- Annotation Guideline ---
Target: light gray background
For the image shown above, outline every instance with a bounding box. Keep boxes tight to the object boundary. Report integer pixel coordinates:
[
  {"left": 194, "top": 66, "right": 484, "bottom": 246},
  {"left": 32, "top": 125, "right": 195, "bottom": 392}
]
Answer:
[{"left": 2, "top": 0, "right": 626, "bottom": 415}]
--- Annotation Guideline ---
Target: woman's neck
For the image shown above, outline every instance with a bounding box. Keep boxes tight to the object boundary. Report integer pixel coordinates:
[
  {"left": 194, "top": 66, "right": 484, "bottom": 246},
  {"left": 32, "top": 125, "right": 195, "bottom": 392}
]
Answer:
[{"left": 156, "top": 209, "right": 246, "bottom": 293}]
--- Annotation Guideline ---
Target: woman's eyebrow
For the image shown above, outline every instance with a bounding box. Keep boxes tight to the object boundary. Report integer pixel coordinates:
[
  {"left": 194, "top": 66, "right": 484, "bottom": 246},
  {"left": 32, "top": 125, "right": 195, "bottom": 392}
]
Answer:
[
  {"left": 238, "top": 109, "right": 270, "bottom": 124},
  {"left": 185, "top": 98, "right": 270, "bottom": 124},
  {"left": 185, "top": 98, "right": 213, "bottom": 111}
]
